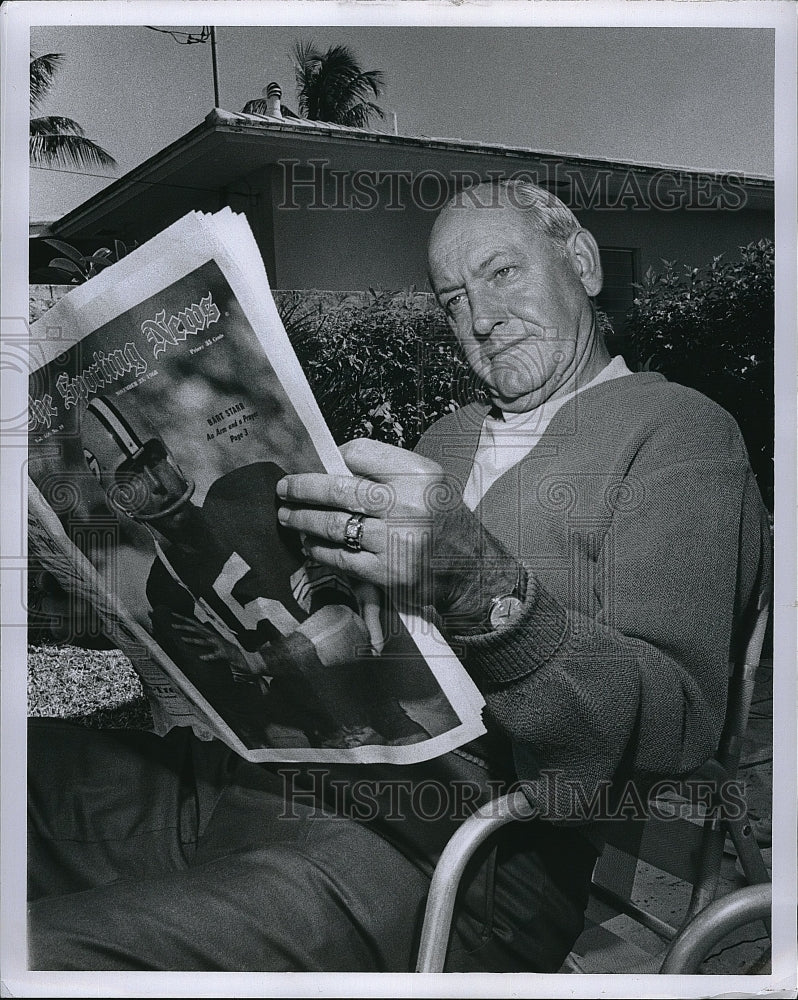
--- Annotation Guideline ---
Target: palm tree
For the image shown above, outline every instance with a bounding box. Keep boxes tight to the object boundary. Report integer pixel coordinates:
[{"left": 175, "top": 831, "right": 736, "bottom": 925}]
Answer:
[
  {"left": 30, "top": 53, "right": 116, "bottom": 170},
  {"left": 292, "top": 41, "right": 385, "bottom": 128}
]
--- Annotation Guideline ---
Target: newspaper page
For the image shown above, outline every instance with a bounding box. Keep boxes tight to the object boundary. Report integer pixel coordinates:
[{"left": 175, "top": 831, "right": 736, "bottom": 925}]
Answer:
[{"left": 27, "top": 209, "right": 486, "bottom": 764}]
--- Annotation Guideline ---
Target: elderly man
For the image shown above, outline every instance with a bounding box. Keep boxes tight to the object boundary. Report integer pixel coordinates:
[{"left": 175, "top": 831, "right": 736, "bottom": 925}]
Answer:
[{"left": 28, "top": 180, "right": 770, "bottom": 973}]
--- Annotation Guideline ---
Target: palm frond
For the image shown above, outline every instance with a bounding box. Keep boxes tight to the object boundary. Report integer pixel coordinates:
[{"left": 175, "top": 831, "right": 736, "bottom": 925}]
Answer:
[
  {"left": 241, "top": 97, "right": 299, "bottom": 119},
  {"left": 292, "top": 38, "right": 321, "bottom": 74},
  {"left": 292, "top": 39, "right": 385, "bottom": 127},
  {"left": 31, "top": 115, "right": 86, "bottom": 137},
  {"left": 29, "top": 51, "right": 116, "bottom": 169},
  {"left": 30, "top": 132, "right": 117, "bottom": 170},
  {"left": 357, "top": 68, "right": 386, "bottom": 99},
  {"left": 30, "top": 52, "right": 62, "bottom": 111},
  {"left": 292, "top": 39, "right": 321, "bottom": 118},
  {"left": 321, "top": 46, "right": 385, "bottom": 97},
  {"left": 338, "top": 102, "right": 386, "bottom": 129}
]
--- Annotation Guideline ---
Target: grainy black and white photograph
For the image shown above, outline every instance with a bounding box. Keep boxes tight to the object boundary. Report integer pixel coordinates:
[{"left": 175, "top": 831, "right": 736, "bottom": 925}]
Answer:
[{"left": 1, "top": 1, "right": 796, "bottom": 996}]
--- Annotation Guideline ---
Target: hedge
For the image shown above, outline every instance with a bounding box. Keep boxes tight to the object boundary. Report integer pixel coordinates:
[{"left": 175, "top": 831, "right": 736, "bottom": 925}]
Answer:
[
  {"left": 280, "top": 288, "right": 485, "bottom": 449},
  {"left": 623, "top": 239, "right": 774, "bottom": 510}
]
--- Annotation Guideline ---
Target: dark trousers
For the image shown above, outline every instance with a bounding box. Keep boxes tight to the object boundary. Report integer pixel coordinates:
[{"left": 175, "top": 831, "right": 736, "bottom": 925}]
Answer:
[{"left": 28, "top": 718, "right": 597, "bottom": 972}]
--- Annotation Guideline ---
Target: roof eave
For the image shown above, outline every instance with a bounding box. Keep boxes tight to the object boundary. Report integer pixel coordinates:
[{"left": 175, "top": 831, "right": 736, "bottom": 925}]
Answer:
[
  {"left": 51, "top": 108, "right": 775, "bottom": 236},
  {"left": 204, "top": 109, "right": 775, "bottom": 187},
  {"left": 53, "top": 116, "right": 218, "bottom": 236}
]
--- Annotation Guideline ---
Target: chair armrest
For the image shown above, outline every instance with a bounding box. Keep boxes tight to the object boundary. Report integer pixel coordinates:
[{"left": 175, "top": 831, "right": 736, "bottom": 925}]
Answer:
[
  {"left": 415, "top": 787, "right": 535, "bottom": 972},
  {"left": 659, "top": 883, "right": 772, "bottom": 974}
]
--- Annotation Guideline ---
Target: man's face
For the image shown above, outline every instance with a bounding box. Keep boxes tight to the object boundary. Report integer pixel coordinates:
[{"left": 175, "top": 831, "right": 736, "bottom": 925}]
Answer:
[{"left": 428, "top": 203, "right": 600, "bottom": 412}]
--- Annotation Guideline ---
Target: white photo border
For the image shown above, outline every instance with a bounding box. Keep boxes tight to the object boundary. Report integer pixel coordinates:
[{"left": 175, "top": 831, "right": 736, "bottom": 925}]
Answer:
[{"left": 2, "top": 1, "right": 795, "bottom": 997}]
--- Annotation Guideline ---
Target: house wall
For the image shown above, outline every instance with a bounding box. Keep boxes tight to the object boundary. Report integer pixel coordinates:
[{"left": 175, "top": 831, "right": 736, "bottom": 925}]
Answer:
[
  {"left": 268, "top": 168, "right": 439, "bottom": 291},
  {"left": 580, "top": 205, "right": 774, "bottom": 280}
]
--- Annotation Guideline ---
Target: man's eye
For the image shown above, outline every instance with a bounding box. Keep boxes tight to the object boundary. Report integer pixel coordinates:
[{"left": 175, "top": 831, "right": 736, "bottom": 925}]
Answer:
[
  {"left": 494, "top": 266, "right": 514, "bottom": 280},
  {"left": 445, "top": 294, "right": 466, "bottom": 316}
]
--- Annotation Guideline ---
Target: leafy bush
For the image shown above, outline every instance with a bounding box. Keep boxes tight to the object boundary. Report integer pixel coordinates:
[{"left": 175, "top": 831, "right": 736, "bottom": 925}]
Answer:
[
  {"left": 623, "top": 240, "right": 774, "bottom": 509},
  {"left": 281, "top": 288, "right": 487, "bottom": 450}
]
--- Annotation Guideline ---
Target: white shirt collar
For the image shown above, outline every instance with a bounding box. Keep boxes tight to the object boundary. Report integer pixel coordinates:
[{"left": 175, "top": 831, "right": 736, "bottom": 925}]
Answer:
[{"left": 462, "top": 356, "right": 633, "bottom": 511}]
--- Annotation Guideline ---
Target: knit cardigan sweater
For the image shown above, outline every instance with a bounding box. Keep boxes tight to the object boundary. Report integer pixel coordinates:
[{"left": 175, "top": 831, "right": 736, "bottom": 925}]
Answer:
[{"left": 414, "top": 372, "right": 770, "bottom": 821}]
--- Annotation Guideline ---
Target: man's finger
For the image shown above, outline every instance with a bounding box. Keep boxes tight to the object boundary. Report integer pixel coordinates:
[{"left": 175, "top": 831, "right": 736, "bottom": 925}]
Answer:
[
  {"left": 277, "top": 472, "right": 392, "bottom": 515},
  {"left": 354, "top": 582, "right": 385, "bottom": 654},
  {"left": 300, "top": 539, "right": 385, "bottom": 589},
  {"left": 278, "top": 506, "right": 386, "bottom": 553},
  {"left": 340, "top": 438, "right": 443, "bottom": 480}
]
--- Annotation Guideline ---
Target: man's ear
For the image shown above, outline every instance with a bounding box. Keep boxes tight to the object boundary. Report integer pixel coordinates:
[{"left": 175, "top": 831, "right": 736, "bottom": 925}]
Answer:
[{"left": 567, "top": 229, "right": 603, "bottom": 297}]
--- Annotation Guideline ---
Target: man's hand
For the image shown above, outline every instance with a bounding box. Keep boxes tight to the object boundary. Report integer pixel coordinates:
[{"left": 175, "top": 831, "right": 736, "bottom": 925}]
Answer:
[
  {"left": 277, "top": 440, "right": 439, "bottom": 605},
  {"left": 276, "top": 439, "right": 519, "bottom": 626}
]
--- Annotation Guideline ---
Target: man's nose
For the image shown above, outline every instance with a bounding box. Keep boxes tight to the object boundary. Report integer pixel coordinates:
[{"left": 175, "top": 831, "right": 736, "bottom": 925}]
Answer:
[{"left": 471, "top": 295, "right": 505, "bottom": 339}]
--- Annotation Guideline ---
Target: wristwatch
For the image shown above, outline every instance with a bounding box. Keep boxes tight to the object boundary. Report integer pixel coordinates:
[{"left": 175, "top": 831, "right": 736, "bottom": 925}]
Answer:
[{"left": 485, "top": 563, "right": 528, "bottom": 632}]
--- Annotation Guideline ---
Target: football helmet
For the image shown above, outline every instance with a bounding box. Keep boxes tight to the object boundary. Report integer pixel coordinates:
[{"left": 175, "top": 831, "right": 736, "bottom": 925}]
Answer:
[{"left": 81, "top": 395, "right": 195, "bottom": 521}]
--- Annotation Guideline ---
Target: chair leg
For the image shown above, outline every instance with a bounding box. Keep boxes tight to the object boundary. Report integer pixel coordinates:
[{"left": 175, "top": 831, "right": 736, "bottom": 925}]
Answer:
[
  {"left": 726, "top": 815, "right": 771, "bottom": 886},
  {"left": 684, "top": 816, "right": 725, "bottom": 923},
  {"left": 726, "top": 815, "right": 771, "bottom": 934}
]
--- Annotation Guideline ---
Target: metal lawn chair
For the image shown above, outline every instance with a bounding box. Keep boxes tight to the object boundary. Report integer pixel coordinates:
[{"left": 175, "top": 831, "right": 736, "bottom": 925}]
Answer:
[{"left": 416, "top": 589, "right": 772, "bottom": 974}]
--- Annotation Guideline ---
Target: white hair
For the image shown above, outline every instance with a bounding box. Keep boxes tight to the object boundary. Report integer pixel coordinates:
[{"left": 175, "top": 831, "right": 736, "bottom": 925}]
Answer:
[
  {"left": 444, "top": 178, "right": 583, "bottom": 257},
  {"left": 502, "top": 179, "right": 582, "bottom": 252}
]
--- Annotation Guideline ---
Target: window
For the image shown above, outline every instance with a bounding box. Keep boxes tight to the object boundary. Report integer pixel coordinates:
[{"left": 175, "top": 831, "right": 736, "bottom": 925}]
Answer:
[{"left": 596, "top": 248, "right": 638, "bottom": 339}]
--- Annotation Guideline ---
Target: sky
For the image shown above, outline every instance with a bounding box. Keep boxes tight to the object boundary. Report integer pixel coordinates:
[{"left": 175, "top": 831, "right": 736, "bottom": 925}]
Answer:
[{"left": 29, "top": 23, "right": 774, "bottom": 223}]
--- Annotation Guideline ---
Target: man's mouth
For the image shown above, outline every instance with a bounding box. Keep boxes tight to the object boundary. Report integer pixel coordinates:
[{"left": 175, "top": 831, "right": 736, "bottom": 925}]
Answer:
[{"left": 483, "top": 338, "right": 533, "bottom": 362}]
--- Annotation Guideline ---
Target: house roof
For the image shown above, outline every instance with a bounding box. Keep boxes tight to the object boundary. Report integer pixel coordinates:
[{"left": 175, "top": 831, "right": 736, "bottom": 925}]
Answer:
[
  {"left": 232, "top": 106, "right": 391, "bottom": 136},
  {"left": 49, "top": 107, "right": 774, "bottom": 240},
  {"left": 222, "top": 107, "right": 775, "bottom": 184}
]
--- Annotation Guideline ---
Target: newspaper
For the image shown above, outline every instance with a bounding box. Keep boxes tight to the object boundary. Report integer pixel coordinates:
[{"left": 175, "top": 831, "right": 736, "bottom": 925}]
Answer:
[{"left": 27, "top": 209, "right": 486, "bottom": 764}]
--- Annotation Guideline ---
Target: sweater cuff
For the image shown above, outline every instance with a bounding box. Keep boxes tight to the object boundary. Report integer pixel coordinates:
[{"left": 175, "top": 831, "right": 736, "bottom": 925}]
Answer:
[{"left": 455, "top": 574, "right": 569, "bottom": 685}]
